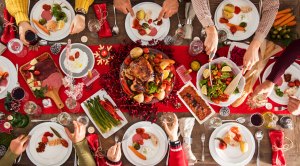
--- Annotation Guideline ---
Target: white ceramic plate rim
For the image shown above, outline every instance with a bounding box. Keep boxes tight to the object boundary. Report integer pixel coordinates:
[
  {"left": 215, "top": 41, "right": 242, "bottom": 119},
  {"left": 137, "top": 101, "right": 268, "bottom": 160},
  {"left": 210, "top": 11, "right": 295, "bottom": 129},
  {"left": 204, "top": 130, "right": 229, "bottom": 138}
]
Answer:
[
  {"left": 0, "top": 56, "right": 17, "bottom": 99},
  {"left": 196, "top": 57, "right": 245, "bottom": 107},
  {"left": 0, "top": 60, "right": 10, "bottom": 94},
  {"left": 122, "top": 121, "right": 168, "bottom": 166},
  {"left": 214, "top": 0, "right": 259, "bottom": 41},
  {"left": 209, "top": 123, "right": 255, "bottom": 166},
  {"left": 262, "top": 62, "right": 300, "bottom": 105},
  {"left": 30, "top": 0, "right": 75, "bottom": 41},
  {"left": 80, "top": 89, "right": 128, "bottom": 139}
]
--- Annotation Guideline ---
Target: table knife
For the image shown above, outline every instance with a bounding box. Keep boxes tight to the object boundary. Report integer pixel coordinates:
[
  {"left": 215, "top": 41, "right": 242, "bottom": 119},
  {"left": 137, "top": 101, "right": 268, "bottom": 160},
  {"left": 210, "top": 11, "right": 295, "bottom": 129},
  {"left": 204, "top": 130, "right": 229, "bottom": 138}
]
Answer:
[{"left": 224, "top": 71, "right": 243, "bottom": 95}]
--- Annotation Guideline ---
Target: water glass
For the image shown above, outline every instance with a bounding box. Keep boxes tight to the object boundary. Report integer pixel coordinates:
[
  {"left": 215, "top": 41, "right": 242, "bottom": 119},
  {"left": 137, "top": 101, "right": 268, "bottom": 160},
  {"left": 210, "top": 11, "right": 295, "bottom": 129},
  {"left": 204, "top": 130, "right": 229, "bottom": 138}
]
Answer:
[
  {"left": 208, "top": 117, "right": 222, "bottom": 129},
  {"left": 160, "top": 112, "right": 176, "bottom": 124},
  {"left": 77, "top": 116, "right": 89, "bottom": 127},
  {"left": 188, "top": 37, "right": 203, "bottom": 56},
  {"left": 23, "top": 101, "right": 42, "bottom": 117},
  {"left": 7, "top": 38, "right": 27, "bottom": 57},
  {"left": 173, "top": 28, "right": 185, "bottom": 45},
  {"left": 88, "top": 19, "right": 101, "bottom": 33},
  {"left": 65, "top": 97, "right": 80, "bottom": 113},
  {"left": 57, "top": 112, "right": 72, "bottom": 126}
]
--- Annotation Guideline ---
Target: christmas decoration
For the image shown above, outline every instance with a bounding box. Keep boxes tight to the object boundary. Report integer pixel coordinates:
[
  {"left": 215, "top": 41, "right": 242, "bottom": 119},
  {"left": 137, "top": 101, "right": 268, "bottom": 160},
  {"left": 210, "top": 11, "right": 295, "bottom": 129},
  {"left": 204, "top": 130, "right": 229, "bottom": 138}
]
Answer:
[
  {"left": 93, "top": 44, "right": 113, "bottom": 65},
  {"left": 50, "top": 43, "right": 62, "bottom": 55}
]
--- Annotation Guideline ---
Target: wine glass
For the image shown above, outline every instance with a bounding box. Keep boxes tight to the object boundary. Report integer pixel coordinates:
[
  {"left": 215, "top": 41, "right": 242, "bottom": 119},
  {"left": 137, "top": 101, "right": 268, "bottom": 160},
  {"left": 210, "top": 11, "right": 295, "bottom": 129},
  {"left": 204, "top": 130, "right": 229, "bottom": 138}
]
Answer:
[
  {"left": 23, "top": 101, "right": 42, "bottom": 117},
  {"left": 88, "top": 19, "right": 101, "bottom": 33},
  {"left": 77, "top": 116, "right": 89, "bottom": 127},
  {"left": 7, "top": 38, "right": 27, "bottom": 57}
]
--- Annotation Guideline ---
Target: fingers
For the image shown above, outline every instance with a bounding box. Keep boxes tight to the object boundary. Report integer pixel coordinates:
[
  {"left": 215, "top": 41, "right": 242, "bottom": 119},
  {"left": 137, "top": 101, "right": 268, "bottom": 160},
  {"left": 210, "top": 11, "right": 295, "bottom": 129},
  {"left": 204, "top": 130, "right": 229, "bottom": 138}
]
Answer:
[
  {"left": 158, "top": 9, "right": 166, "bottom": 21},
  {"left": 64, "top": 127, "right": 73, "bottom": 139},
  {"left": 110, "top": 143, "right": 117, "bottom": 155},
  {"left": 116, "top": 142, "right": 121, "bottom": 154},
  {"left": 69, "top": 22, "right": 75, "bottom": 34},
  {"left": 20, "top": 135, "right": 30, "bottom": 144},
  {"left": 289, "top": 96, "right": 299, "bottom": 104},
  {"left": 73, "top": 121, "right": 79, "bottom": 134},
  {"left": 128, "top": 6, "right": 134, "bottom": 17},
  {"left": 162, "top": 122, "right": 171, "bottom": 136},
  {"left": 19, "top": 34, "right": 29, "bottom": 46},
  {"left": 22, "top": 138, "right": 30, "bottom": 149},
  {"left": 18, "top": 134, "right": 25, "bottom": 140}
]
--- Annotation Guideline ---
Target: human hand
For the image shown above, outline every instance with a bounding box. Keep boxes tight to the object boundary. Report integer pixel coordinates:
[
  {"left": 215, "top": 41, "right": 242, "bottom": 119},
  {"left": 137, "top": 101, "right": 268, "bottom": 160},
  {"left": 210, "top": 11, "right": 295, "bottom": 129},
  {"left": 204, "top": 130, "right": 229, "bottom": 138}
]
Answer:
[
  {"left": 243, "top": 40, "right": 261, "bottom": 73},
  {"left": 65, "top": 121, "right": 86, "bottom": 143},
  {"left": 70, "top": 14, "right": 85, "bottom": 34},
  {"left": 18, "top": 21, "right": 37, "bottom": 46},
  {"left": 252, "top": 80, "right": 275, "bottom": 98},
  {"left": 204, "top": 26, "right": 218, "bottom": 56},
  {"left": 288, "top": 96, "right": 300, "bottom": 116},
  {"left": 9, "top": 135, "right": 30, "bottom": 156},
  {"left": 107, "top": 142, "right": 122, "bottom": 162},
  {"left": 114, "top": 0, "right": 134, "bottom": 16},
  {"left": 162, "top": 113, "right": 179, "bottom": 142},
  {"left": 158, "top": 0, "right": 179, "bottom": 20}
]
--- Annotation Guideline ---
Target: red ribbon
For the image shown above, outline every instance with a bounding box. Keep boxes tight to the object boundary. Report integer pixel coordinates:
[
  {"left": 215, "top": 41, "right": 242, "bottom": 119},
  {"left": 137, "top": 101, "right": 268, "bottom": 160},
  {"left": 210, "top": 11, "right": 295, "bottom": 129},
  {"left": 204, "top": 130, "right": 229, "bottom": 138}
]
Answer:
[
  {"left": 1, "top": 8, "right": 15, "bottom": 44},
  {"left": 269, "top": 130, "right": 286, "bottom": 166},
  {"left": 86, "top": 134, "right": 107, "bottom": 166},
  {"left": 93, "top": 4, "right": 112, "bottom": 38}
]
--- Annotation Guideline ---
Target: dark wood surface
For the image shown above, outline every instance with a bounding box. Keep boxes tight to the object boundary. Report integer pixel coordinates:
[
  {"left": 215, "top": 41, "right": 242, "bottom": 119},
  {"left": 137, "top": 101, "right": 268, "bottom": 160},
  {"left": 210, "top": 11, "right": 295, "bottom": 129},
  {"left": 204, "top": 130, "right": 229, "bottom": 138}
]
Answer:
[{"left": 1, "top": 0, "right": 300, "bottom": 166}]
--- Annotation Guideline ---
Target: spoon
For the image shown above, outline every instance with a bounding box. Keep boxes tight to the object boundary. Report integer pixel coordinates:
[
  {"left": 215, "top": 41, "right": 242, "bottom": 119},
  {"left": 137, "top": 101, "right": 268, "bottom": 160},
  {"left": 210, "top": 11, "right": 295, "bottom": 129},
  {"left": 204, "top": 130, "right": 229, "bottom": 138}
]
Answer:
[
  {"left": 112, "top": 6, "right": 119, "bottom": 36},
  {"left": 255, "top": 130, "right": 264, "bottom": 166},
  {"left": 38, "top": 39, "right": 67, "bottom": 46},
  {"left": 114, "top": 135, "right": 119, "bottom": 143},
  {"left": 31, "top": 117, "right": 57, "bottom": 123},
  {"left": 176, "top": 13, "right": 183, "bottom": 28},
  {"left": 222, "top": 117, "right": 246, "bottom": 124}
]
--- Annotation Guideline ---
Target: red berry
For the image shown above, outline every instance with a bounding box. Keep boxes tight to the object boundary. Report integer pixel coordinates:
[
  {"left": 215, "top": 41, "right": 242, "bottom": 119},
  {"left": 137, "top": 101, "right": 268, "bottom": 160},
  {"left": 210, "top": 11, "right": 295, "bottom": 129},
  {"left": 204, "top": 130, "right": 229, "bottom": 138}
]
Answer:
[
  {"left": 138, "top": 29, "right": 146, "bottom": 36},
  {"left": 155, "top": 53, "right": 163, "bottom": 59},
  {"left": 33, "top": 70, "right": 40, "bottom": 75},
  {"left": 234, "top": 6, "right": 241, "bottom": 14},
  {"left": 294, "top": 80, "right": 300, "bottom": 87},
  {"left": 148, "top": 19, "right": 152, "bottom": 24}
]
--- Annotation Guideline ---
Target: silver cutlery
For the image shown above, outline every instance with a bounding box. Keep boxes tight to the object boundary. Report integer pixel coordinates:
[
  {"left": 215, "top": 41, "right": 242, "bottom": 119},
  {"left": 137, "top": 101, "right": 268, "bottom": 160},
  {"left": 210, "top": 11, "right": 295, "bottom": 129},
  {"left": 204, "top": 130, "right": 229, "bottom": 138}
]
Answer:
[
  {"left": 38, "top": 39, "right": 67, "bottom": 46},
  {"left": 112, "top": 6, "right": 119, "bottom": 36},
  {"left": 222, "top": 117, "right": 246, "bottom": 124},
  {"left": 208, "top": 52, "right": 216, "bottom": 86},
  {"left": 255, "top": 130, "right": 264, "bottom": 166},
  {"left": 74, "top": 149, "right": 78, "bottom": 166},
  {"left": 201, "top": 133, "right": 205, "bottom": 162},
  {"left": 15, "top": 152, "right": 22, "bottom": 164},
  {"left": 176, "top": 13, "right": 183, "bottom": 28},
  {"left": 15, "top": 64, "right": 19, "bottom": 86},
  {"left": 115, "top": 135, "right": 119, "bottom": 143},
  {"left": 31, "top": 117, "right": 57, "bottom": 123}
]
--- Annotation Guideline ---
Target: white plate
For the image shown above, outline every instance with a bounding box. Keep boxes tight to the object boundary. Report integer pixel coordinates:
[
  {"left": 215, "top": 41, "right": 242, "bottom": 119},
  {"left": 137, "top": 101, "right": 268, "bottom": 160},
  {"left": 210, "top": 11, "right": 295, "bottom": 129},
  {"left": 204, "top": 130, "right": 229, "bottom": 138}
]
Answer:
[
  {"left": 26, "top": 122, "right": 72, "bottom": 166},
  {"left": 209, "top": 123, "right": 255, "bottom": 166},
  {"left": 122, "top": 121, "right": 168, "bottom": 166},
  {"left": 214, "top": 0, "right": 259, "bottom": 41},
  {"left": 0, "top": 56, "right": 18, "bottom": 99},
  {"left": 177, "top": 81, "right": 215, "bottom": 124},
  {"left": 227, "top": 42, "right": 249, "bottom": 69},
  {"left": 0, "top": 61, "right": 10, "bottom": 94},
  {"left": 81, "top": 89, "right": 128, "bottom": 139},
  {"left": 196, "top": 57, "right": 245, "bottom": 107},
  {"left": 30, "top": 0, "right": 75, "bottom": 41},
  {"left": 59, "top": 43, "right": 95, "bottom": 78},
  {"left": 125, "top": 2, "right": 170, "bottom": 45},
  {"left": 262, "top": 62, "right": 300, "bottom": 105}
]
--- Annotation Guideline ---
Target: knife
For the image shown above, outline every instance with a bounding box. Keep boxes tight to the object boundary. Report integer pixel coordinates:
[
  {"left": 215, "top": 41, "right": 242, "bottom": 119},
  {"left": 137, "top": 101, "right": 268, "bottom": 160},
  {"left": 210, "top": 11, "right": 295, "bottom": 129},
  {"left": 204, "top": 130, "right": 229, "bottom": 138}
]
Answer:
[
  {"left": 224, "top": 71, "right": 243, "bottom": 95},
  {"left": 50, "top": 127, "right": 62, "bottom": 138}
]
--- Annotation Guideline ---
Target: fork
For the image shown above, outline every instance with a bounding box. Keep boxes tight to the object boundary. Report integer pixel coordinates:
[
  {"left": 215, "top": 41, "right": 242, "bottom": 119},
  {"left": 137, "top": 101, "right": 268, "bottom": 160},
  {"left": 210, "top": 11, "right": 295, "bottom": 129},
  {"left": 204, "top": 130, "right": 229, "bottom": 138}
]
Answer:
[{"left": 201, "top": 133, "right": 205, "bottom": 162}]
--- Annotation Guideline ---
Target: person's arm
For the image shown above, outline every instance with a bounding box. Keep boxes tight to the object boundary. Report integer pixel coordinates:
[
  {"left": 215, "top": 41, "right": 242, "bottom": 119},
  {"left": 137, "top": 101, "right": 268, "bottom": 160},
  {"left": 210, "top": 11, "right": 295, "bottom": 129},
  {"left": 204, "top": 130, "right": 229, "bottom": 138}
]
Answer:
[
  {"left": 168, "top": 140, "right": 188, "bottom": 166},
  {"left": 266, "top": 39, "right": 300, "bottom": 84},
  {"left": 75, "top": 0, "right": 94, "bottom": 14},
  {"left": 0, "top": 148, "right": 18, "bottom": 166},
  {"left": 253, "top": 0, "right": 280, "bottom": 43},
  {"left": 191, "top": 0, "right": 214, "bottom": 28},
  {"left": 74, "top": 139, "right": 96, "bottom": 166},
  {"left": 5, "top": 0, "right": 29, "bottom": 25}
]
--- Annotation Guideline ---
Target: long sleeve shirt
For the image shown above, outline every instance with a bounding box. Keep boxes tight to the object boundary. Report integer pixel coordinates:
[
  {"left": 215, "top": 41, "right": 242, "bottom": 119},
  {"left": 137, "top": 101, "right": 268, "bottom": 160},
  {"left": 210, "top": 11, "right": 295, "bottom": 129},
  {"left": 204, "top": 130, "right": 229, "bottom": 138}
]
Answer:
[
  {"left": 5, "top": 0, "right": 94, "bottom": 25},
  {"left": 266, "top": 39, "right": 300, "bottom": 84},
  {"left": 192, "top": 0, "right": 279, "bottom": 42},
  {"left": 168, "top": 140, "right": 188, "bottom": 166}
]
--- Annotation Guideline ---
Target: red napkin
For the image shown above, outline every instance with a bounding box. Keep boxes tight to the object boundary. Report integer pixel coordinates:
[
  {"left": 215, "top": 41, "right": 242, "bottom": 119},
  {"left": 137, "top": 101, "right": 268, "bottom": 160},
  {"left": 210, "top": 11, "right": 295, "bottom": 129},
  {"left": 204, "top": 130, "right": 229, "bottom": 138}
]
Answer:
[
  {"left": 86, "top": 134, "right": 107, "bottom": 166},
  {"left": 269, "top": 130, "right": 286, "bottom": 166},
  {"left": 1, "top": 8, "right": 15, "bottom": 44},
  {"left": 93, "top": 4, "right": 112, "bottom": 38}
]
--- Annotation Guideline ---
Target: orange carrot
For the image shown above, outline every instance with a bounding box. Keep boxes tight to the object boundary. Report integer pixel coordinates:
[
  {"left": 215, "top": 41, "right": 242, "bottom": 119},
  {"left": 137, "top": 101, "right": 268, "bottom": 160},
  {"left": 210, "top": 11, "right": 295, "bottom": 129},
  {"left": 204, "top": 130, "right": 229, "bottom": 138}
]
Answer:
[
  {"left": 273, "top": 13, "right": 292, "bottom": 26},
  {"left": 279, "top": 15, "right": 295, "bottom": 26},
  {"left": 277, "top": 8, "right": 292, "bottom": 15},
  {"left": 32, "top": 19, "right": 50, "bottom": 35},
  {"left": 275, "top": 13, "right": 286, "bottom": 20},
  {"left": 286, "top": 21, "right": 296, "bottom": 26},
  {"left": 225, "top": 23, "right": 245, "bottom": 31},
  {"left": 128, "top": 146, "right": 146, "bottom": 160}
]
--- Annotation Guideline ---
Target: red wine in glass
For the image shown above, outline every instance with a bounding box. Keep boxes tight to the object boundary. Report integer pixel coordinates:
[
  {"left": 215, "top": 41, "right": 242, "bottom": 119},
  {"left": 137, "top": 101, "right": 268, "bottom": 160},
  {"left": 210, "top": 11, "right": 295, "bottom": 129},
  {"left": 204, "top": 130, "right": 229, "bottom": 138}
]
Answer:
[
  {"left": 25, "top": 30, "right": 38, "bottom": 45},
  {"left": 11, "top": 87, "right": 26, "bottom": 101},
  {"left": 250, "top": 113, "right": 264, "bottom": 127}
]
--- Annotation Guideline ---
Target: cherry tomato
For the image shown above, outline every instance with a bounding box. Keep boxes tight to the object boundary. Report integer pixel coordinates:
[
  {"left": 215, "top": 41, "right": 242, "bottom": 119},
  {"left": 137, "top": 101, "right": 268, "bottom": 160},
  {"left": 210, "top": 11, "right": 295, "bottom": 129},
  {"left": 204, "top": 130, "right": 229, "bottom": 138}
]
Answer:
[
  {"left": 217, "top": 64, "right": 222, "bottom": 69},
  {"left": 153, "top": 57, "right": 160, "bottom": 64},
  {"left": 217, "top": 72, "right": 222, "bottom": 77},
  {"left": 219, "top": 142, "right": 227, "bottom": 150},
  {"left": 143, "top": 48, "right": 150, "bottom": 54},
  {"left": 226, "top": 81, "right": 231, "bottom": 85},
  {"left": 156, "top": 53, "right": 163, "bottom": 59},
  {"left": 124, "top": 57, "right": 132, "bottom": 65},
  {"left": 207, "top": 80, "right": 212, "bottom": 87}
]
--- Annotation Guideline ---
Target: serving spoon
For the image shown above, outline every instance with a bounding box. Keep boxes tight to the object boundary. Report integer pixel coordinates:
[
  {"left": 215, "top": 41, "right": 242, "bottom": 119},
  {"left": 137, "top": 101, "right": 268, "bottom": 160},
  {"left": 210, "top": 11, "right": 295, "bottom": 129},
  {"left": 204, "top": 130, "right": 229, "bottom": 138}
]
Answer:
[{"left": 255, "top": 130, "right": 264, "bottom": 166}]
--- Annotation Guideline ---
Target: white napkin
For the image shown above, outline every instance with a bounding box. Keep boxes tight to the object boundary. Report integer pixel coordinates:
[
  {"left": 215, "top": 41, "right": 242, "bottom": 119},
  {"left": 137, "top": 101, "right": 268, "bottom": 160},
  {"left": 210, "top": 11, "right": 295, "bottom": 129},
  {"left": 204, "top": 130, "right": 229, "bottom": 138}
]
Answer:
[
  {"left": 183, "top": 3, "right": 196, "bottom": 40},
  {"left": 179, "top": 117, "right": 197, "bottom": 165}
]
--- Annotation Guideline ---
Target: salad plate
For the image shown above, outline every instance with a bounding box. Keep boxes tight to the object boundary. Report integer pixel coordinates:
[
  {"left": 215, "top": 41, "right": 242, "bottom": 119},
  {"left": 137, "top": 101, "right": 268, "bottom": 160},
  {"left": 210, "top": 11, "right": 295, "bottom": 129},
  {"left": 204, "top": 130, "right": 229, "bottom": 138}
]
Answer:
[
  {"left": 262, "top": 62, "right": 300, "bottom": 105},
  {"left": 209, "top": 123, "right": 255, "bottom": 166},
  {"left": 30, "top": 0, "right": 75, "bottom": 41},
  {"left": 122, "top": 121, "right": 168, "bottom": 166},
  {"left": 197, "top": 57, "right": 245, "bottom": 107},
  {"left": 214, "top": 0, "right": 259, "bottom": 41},
  {"left": 26, "top": 122, "right": 72, "bottom": 166},
  {"left": 0, "top": 56, "right": 18, "bottom": 99}
]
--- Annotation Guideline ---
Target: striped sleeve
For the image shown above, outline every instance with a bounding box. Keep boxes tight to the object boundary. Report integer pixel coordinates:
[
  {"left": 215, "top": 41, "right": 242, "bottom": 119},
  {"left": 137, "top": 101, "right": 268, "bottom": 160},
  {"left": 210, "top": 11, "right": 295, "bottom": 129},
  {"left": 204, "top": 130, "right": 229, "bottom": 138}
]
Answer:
[{"left": 191, "top": 0, "right": 214, "bottom": 27}]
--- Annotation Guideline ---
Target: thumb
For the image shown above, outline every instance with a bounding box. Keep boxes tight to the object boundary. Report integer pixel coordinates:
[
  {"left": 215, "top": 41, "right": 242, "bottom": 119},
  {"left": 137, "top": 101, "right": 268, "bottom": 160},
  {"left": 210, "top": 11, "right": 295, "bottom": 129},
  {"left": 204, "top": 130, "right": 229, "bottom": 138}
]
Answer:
[
  {"left": 69, "top": 22, "right": 75, "bottom": 34},
  {"left": 158, "top": 9, "right": 165, "bottom": 21},
  {"left": 29, "top": 26, "right": 37, "bottom": 34},
  {"left": 128, "top": 7, "right": 134, "bottom": 17}
]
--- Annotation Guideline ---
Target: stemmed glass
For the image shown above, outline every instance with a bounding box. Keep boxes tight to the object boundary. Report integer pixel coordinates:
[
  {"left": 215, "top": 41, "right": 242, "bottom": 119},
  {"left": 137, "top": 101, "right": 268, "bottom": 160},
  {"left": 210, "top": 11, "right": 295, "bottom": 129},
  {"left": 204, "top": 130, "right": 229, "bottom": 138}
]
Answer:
[{"left": 7, "top": 39, "right": 28, "bottom": 57}]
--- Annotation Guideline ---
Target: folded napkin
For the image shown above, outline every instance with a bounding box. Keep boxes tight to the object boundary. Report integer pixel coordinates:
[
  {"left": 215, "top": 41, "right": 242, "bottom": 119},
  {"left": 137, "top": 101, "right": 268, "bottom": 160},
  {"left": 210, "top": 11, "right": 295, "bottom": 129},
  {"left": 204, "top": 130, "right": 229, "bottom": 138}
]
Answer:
[
  {"left": 93, "top": 4, "right": 112, "bottom": 38},
  {"left": 179, "top": 117, "right": 197, "bottom": 165},
  {"left": 269, "top": 130, "right": 286, "bottom": 166},
  {"left": 1, "top": 8, "right": 15, "bottom": 44},
  {"left": 183, "top": 3, "right": 196, "bottom": 40},
  {"left": 86, "top": 134, "right": 107, "bottom": 166}
]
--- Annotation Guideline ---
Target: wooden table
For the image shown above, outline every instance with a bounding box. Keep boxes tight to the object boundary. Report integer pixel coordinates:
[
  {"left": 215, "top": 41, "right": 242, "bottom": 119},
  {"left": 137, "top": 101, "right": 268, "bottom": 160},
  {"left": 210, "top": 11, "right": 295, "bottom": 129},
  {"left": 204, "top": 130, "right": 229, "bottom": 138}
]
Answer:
[{"left": 1, "top": 0, "right": 300, "bottom": 166}]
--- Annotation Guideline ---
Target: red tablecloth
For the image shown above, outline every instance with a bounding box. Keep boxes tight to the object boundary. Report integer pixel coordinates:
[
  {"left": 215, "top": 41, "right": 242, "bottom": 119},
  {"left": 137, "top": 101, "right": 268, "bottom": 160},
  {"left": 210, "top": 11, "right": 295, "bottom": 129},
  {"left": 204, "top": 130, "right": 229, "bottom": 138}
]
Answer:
[{"left": 0, "top": 45, "right": 289, "bottom": 115}]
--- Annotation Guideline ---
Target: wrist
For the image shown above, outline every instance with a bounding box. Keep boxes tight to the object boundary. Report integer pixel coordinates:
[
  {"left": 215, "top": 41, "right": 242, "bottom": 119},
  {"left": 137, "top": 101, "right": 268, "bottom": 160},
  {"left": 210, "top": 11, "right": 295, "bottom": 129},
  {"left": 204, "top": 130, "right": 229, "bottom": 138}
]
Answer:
[
  {"left": 169, "top": 136, "right": 178, "bottom": 142},
  {"left": 205, "top": 26, "right": 217, "bottom": 33},
  {"left": 249, "top": 39, "right": 261, "bottom": 50},
  {"left": 265, "top": 80, "right": 275, "bottom": 87}
]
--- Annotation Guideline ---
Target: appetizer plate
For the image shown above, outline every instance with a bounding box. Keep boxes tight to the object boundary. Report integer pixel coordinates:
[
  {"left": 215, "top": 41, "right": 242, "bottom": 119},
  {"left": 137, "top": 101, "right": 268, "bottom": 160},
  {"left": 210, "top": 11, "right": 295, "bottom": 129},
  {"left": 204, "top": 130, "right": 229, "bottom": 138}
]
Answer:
[
  {"left": 81, "top": 89, "right": 128, "bottom": 139},
  {"left": 262, "top": 62, "right": 300, "bottom": 105},
  {"left": 227, "top": 42, "right": 249, "bottom": 69},
  {"left": 214, "top": 0, "right": 259, "bottom": 41},
  {"left": 26, "top": 122, "right": 72, "bottom": 166},
  {"left": 209, "top": 123, "right": 255, "bottom": 166},
  {"left": 122, "top": 121, "right": 168, "bottom": 166},
  {"left": 59, "top": 43, "right": 95, "bottom": 78},
  {"left": 30, "top": 0, "right": 75, "bottom": 41},
  {"left": 177, "top": 81, "right": 215, "bottom": 124},
  {"left": 0, "top": 56, "right": 18, "bottom": 99},
  {"left": 196, "top": 57, "right": 245, "bottom": 107},
  {"left": 0, "top": 62, "right": 10, "bottom": 94}
]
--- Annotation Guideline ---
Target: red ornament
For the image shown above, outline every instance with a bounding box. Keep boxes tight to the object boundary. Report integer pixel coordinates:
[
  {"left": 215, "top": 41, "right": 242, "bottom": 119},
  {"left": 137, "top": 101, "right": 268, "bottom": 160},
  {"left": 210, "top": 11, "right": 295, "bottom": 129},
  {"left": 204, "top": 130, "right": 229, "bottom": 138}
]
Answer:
[{"left": 100, "top": 49, "right": 108, "bottom": 58}]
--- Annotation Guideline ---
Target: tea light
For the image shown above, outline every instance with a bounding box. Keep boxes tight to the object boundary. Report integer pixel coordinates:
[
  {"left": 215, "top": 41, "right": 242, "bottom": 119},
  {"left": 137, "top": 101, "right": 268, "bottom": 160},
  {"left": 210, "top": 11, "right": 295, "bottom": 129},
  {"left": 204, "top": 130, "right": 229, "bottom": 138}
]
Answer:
[
  {"left": 42, "top": 98, "right": 52, "bottom": 108},
  {"left": 265, "top": 103, "right": 273, "bottom": 110},
  {"left": 81, "top": 36, "right": 88, "bottom": 43},
  {"left": 88, "top": 126, "right": 95, "bottom": 134},
  {"left": 4, "top": 122, "right": 11, "bottom": 129}
]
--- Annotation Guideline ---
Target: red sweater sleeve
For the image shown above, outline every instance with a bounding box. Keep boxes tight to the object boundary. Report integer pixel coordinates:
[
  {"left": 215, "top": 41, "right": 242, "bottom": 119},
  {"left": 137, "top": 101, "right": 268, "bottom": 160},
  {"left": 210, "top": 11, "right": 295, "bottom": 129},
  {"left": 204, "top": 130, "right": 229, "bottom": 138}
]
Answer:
[
  {"left": 168, "top": 141, "right": 188, "bottom": 166},
  {"left": 104, "top": 158, "right": 122, "bottom": 166},
  {"left": 266, "top": 39, "right": 300, "bottom": 84}
]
